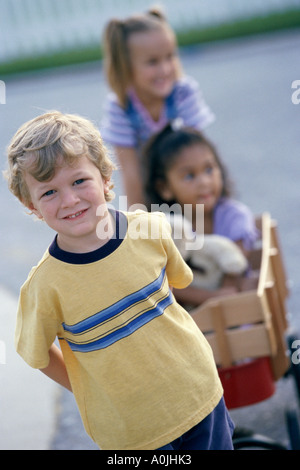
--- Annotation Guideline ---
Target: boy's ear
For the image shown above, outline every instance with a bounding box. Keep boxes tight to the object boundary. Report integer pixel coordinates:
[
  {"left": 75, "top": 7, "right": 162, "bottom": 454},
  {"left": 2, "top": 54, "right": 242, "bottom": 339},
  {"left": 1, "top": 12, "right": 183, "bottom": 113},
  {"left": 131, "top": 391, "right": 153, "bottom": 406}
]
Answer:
[
  {"left": 26, "top": 201, "right": 43, "bottom": 219},
  {"left": 155, "top": 179, "right": 174, "bottom": 201},
  {"left": 103, "top": 178, "right": 111, "bottom": 195}
]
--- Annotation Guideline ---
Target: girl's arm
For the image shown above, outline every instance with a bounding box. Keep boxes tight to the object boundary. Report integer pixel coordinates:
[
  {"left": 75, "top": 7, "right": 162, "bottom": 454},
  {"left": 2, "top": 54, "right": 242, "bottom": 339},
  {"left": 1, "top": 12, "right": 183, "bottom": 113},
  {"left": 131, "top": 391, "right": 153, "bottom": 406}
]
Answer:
[
  {"left": 115, "top": 146, "right": 144, "bottom": 207},
  {"left": 40, "top": 343, "right": 72, "bottom": 392}
]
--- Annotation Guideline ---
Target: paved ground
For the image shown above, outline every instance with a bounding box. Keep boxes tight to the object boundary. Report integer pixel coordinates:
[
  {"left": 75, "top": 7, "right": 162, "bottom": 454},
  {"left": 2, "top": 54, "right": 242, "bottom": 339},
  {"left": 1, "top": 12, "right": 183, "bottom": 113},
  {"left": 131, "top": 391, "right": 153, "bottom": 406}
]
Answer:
[{"left": 0, "top": 29, "right": 299, "bottom": 450}]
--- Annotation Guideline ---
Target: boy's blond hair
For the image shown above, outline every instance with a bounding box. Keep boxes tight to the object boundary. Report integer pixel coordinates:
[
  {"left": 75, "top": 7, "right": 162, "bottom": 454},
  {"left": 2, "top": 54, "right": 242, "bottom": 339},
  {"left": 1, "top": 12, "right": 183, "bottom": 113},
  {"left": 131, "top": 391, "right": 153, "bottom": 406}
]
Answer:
[
  {"left": 103, "top": 7, "right": 182, "bottom": 109},
  {"left": 6, "top": 111, "right": 116, "bottom": 207}
]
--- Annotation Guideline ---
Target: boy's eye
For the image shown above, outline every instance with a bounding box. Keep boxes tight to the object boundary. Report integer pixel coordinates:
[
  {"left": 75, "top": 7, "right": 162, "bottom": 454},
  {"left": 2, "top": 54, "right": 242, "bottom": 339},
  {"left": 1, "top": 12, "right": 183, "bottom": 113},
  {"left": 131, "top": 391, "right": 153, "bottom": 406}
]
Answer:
[
  {"left": 42, "top": 189, "right": 55, "bottom": 197},
  {"left": 74, "top": 178, "right": 84, "bottom": 185}
]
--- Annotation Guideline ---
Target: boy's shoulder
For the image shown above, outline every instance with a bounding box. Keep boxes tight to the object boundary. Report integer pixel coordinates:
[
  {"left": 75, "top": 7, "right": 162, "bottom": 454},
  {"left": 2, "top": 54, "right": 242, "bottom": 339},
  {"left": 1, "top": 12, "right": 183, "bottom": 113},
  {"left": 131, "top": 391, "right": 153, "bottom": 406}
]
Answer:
[
  {"left": 124, "top": 210, "right": 171, "bottom": 240},
  {"left": 125, "top": 209, "right": 170, "bottom": 226},
  {"left": 125, "top": 209, "right": 167, "bottom": 220},
  {"left": 20, "top": 247, "right": 59, "bottom": 292}
]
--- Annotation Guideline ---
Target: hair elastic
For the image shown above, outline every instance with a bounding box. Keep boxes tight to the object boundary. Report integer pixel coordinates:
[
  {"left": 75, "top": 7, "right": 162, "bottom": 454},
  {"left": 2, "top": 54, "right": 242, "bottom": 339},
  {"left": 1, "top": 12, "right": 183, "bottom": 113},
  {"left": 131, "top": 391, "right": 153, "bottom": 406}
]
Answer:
[{"left": 170, "top": 117, "right": 184, "bottom": 131}]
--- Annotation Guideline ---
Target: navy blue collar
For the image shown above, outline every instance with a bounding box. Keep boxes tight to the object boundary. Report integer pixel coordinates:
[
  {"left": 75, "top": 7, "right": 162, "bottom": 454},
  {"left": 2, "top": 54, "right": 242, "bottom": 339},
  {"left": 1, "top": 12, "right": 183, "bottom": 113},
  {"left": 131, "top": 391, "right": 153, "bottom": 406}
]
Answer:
[{"left": 49, "top": 210, "right": 127, "bottom": 265}]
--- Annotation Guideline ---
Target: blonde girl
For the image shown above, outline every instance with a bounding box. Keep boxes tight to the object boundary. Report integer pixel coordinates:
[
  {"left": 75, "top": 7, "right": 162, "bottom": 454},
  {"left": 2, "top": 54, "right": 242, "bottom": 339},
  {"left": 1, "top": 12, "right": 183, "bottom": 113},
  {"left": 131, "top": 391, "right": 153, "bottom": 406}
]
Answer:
[{"left": 101, "top": 7, "right": 214, "bottom": 206}]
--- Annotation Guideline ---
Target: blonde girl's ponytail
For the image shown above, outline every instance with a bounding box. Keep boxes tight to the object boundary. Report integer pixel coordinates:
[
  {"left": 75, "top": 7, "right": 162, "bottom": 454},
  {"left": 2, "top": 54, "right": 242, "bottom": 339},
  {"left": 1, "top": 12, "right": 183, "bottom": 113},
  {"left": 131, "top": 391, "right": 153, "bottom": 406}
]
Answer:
[
  {"left": 147, "top": 6, "right": 167, "bottom": 21},
  {"left": 103, "top": 19, "right": 131, "bottom": 108}
]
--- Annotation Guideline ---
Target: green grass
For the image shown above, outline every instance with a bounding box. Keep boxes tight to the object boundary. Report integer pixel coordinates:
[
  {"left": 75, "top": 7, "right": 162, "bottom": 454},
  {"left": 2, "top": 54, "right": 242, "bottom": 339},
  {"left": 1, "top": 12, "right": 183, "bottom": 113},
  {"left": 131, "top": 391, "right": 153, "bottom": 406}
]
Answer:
[
  {"left": 1, "top": 8, "right": 300, "bottom": 77},
  {"left": 0, "top": 46, "right": 102, "bottom": 77},
  {"left": 176, "top": 8, "right": 300, "bottom": 46}
]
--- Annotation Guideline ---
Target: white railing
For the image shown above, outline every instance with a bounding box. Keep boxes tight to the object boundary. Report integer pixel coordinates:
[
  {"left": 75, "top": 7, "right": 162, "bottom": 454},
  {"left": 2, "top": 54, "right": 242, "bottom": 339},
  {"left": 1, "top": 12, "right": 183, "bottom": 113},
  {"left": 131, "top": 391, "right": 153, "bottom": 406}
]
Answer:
[{"left": 0, "top": 0, "right": 299, "bottom": 63}]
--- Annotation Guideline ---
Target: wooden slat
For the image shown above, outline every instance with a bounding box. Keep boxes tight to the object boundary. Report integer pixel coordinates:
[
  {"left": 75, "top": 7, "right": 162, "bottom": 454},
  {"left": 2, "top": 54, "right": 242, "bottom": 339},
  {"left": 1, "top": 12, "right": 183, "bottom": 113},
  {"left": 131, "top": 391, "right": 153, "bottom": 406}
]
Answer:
[
  {"left": 270, "top": 221, "right": 289, "bottom": 323},
  {"left": 265, "top": 284, "right": 290, "bottom": 379},
  {"left": 191, "top": 291, "right": 267, "bottom": 332},
  {"left": 189, "top": 212, "right": 289, "bottom": 377},
  {"left": 210, "top": 303, "right": 232, "bottom": 368},
  {"left": 205, "top": 324, "right": 274, "bottom": 366}
]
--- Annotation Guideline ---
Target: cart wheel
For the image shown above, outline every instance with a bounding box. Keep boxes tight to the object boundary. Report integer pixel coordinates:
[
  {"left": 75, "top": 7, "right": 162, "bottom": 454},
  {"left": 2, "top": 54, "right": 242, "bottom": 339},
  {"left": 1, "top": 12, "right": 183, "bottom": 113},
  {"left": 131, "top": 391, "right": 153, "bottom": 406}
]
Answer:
[
  {"left": 286, "top": 329, "right": 300, "bottom": 404},
  {"left": 233, "top": 434, "right": 288, "bottom": 450},
  {"left": 286, "top": 407, "right": 300, "bottom": 450}
]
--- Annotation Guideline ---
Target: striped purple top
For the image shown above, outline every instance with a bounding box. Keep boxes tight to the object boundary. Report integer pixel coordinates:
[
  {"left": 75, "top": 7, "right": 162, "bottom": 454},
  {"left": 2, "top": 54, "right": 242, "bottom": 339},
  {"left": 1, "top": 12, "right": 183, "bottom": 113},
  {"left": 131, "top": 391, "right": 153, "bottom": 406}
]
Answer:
[{"left": 100, "top": 75, "right": 215, "bottom": 152}]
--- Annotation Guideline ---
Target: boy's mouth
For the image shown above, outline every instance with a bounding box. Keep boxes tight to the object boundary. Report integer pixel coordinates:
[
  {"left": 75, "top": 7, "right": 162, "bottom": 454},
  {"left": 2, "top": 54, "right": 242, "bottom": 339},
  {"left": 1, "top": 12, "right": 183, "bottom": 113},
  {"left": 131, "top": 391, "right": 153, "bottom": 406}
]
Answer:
[{"left": 64, "top": 209, "right": 87, "bottom": 220}]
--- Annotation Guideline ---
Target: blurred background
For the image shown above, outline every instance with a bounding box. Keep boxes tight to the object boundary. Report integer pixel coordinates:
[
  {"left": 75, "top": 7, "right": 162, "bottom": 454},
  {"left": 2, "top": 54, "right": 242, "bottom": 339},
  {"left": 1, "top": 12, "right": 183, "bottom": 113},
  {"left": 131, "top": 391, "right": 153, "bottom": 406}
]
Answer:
[
  {"left": 1, "top": 0, "right": 300, "bottom": 74},
  {"left": 0, "top": 0, "right": 300, "bottom": 450}
]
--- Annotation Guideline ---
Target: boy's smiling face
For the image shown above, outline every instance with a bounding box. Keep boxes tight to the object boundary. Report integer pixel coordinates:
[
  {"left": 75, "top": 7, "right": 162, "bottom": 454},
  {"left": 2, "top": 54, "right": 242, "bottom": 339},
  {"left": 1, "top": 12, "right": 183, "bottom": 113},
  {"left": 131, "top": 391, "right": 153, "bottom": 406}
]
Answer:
[{"left": 25, "top": 155, "right": 112, "bottom": 253}]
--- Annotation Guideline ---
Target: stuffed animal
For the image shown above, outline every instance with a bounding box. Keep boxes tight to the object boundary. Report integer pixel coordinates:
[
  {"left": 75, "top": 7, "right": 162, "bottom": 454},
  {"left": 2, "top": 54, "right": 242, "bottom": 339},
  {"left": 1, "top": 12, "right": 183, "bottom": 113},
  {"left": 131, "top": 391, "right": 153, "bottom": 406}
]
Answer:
[{"left": 167, "top": 214, "right": 248, "bottom": 291}]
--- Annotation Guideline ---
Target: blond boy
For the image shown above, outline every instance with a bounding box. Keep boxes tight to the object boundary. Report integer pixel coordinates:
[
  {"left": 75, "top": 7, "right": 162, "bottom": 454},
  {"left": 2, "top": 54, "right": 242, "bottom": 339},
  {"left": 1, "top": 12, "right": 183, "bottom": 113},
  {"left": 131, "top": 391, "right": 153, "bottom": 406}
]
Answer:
[{"left": 5, "top": 111, "right": 233, "bottom": 450}]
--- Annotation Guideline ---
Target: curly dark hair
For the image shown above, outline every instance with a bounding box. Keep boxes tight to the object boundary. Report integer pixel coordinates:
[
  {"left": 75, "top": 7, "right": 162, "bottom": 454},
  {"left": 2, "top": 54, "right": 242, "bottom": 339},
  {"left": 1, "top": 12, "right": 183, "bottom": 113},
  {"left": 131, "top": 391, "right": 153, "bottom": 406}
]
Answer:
[{"left": 142, "top": 123, "right": 233, "bottom": 210}]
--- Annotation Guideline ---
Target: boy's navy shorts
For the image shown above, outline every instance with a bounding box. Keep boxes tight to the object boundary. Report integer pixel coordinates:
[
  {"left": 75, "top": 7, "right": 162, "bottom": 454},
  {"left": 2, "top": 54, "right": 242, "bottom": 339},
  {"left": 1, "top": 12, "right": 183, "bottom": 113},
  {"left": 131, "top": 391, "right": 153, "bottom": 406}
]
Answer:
[{"left": 157, "top": 397, "right": 234, "bottom": 450}]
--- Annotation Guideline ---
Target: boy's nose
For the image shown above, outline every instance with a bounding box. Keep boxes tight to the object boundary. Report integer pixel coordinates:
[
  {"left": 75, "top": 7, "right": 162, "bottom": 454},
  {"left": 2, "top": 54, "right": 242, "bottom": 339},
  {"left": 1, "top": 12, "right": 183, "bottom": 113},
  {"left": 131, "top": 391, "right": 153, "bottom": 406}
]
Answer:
[{"left": 60, "top": 188, "right": 80, "bottom": 208}]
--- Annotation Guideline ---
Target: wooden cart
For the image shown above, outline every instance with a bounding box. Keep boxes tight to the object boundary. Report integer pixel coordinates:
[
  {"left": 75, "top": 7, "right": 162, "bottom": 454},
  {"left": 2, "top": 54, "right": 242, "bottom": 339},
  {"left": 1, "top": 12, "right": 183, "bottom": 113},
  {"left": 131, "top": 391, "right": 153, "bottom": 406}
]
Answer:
[{"left": 189, "top": 213, "right": 300, "bottom": 449}]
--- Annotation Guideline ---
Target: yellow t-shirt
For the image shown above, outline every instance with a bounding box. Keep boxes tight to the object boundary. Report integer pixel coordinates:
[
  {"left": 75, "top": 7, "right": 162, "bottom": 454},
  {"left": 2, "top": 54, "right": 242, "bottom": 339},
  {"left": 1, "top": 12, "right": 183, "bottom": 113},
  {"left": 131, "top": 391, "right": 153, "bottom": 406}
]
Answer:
[{"left": 15, "top": 210, "right": 223, "bottom": 450}]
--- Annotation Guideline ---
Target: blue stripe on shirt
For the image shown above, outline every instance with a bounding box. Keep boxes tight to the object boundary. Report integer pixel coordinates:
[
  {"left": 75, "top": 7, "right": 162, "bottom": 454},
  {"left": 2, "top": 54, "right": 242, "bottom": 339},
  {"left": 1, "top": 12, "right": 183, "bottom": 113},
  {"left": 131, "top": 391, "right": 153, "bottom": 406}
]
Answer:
[
  {"left": 65, "top": 292, "right": 173, "bottom": 352},
  {"left": 62, "top": 267, "right": 167, "bottom": 335}
]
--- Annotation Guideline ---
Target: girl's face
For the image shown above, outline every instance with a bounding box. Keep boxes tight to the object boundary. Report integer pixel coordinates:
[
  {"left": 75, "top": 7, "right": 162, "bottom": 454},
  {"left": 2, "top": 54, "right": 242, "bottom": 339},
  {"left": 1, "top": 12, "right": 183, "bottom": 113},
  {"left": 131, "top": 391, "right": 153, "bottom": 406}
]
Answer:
[
  {"left": 128, "top": 28, "right": 179, "bottom": 104},
  {"left": 159, "top": 143, "right": 223, "bottom": 216}
]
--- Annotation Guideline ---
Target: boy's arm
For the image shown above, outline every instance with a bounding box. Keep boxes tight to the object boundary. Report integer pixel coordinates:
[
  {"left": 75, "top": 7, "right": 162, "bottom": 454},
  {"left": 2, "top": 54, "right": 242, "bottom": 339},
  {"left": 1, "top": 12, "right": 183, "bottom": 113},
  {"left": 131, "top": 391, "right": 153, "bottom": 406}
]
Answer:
[{"left": 40, "top": 343, "right": 72, "bottom": 392}]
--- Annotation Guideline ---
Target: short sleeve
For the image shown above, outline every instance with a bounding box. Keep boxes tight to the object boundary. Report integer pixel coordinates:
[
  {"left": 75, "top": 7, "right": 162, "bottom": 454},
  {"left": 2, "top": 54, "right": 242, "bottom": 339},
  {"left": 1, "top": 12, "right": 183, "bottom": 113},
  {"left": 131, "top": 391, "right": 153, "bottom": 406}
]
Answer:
[
  {"left": 101, "top": 93, "right": 137, "bottom": 147},
  {"left": 175, "top": 76, "right": 215, "bottom": 131},
  {"left": 15, "top": 278, "right": 61, "bottom": 369},
  {"left": 159, "top": 213, "right": 193, "bottom": 289},
  {"left": 213, "top": 199, "right": 259, "bottom": 251}
]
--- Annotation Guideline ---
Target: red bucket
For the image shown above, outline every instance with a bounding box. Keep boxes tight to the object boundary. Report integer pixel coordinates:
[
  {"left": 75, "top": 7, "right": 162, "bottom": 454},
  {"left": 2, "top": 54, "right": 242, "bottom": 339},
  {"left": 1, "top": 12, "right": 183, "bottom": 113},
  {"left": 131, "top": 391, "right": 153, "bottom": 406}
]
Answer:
[{"left": 219, "top": 357, "right": 275, "bottom": 409}]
